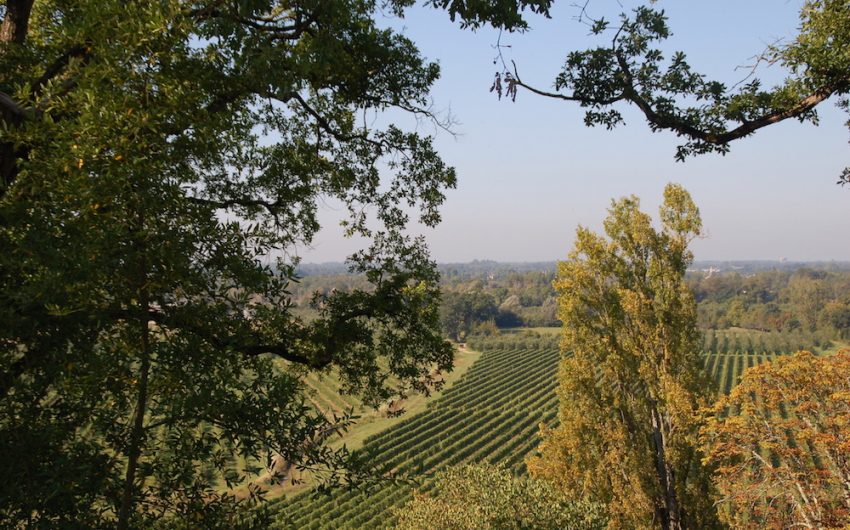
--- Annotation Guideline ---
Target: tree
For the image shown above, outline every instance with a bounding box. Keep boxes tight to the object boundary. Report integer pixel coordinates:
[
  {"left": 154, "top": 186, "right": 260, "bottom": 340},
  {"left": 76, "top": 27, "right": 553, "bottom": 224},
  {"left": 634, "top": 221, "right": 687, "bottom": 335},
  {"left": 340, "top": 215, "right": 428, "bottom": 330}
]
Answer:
[
  {"left": 820, "top": 300, "right": 850, "bottom": 338},
  {"left": 0, "top": 0, "right": 557, "bottom": 526},
  {"left": 527, "top": 184, "right": 720, "bottom": 530},
  {"left": 394, "top": 463, "right": 607, "bottom": 530},
  {"left": 702, "top": 350, "right": 850, "bottom": 529},
  {"left": 439, "top": 290, "right": 506, "bottom": 341},
  {"left": 785, "top": 272, "right": 830, "bottom": 331},
  {"left": 496, "top": 1, "right": 850, "bottom": 183}
]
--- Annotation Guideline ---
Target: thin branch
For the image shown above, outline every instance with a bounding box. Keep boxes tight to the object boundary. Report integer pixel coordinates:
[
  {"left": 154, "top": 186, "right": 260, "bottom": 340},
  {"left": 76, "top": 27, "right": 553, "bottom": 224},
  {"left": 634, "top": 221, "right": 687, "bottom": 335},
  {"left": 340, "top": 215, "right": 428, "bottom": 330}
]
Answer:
[
  {"left": 511, "top": 60, "right": 625, "bottom": 104},
  {"left": 32, "top": 43, "right": 92, "bottom": 97}
]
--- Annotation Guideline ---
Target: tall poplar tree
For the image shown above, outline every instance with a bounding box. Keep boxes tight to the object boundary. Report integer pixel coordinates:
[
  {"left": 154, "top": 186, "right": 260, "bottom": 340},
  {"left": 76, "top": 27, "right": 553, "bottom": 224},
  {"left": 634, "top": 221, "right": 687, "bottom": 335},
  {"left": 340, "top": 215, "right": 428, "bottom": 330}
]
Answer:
[{"left": 528, "top": 184, "right": 720, "bottom": 530}]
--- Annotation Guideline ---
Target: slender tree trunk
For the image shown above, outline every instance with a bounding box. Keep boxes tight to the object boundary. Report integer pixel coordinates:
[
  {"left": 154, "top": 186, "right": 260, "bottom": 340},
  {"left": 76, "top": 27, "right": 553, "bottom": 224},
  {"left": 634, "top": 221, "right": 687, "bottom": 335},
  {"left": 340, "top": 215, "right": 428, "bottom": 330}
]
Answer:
[
  {"left": 117, "top": 307, "right": 151, "bottom": 530},
  {"left": 651, "top": 406, "right": 683, "bottom": 530}
]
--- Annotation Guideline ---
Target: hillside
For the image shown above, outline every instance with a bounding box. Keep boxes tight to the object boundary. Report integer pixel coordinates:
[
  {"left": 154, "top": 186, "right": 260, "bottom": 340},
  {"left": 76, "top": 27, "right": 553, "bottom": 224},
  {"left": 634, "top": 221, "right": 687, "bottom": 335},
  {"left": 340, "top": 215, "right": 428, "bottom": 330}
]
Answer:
[
  {"left": 266, "top": 341, "right": 561, "bottom": 528},
  {"left": 260, "top": 332, "right": 818, "bottom": 529}
]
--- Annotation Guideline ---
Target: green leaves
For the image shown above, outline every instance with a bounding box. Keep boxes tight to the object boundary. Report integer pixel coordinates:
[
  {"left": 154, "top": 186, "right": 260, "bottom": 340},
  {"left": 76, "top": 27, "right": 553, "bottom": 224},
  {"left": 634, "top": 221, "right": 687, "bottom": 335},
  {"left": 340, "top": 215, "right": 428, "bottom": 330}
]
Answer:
[
  {"left": 1, "top": 0, "right": 459, "bottom": 526},
  {"left": 396, "top": 463, "right": 607, "bottom": 530},
  {"left": 424, "top": 0, "right": 553, "bottom": 31},
  {"left": 508, "top": 2, "right": 849, "bottom": 175}
]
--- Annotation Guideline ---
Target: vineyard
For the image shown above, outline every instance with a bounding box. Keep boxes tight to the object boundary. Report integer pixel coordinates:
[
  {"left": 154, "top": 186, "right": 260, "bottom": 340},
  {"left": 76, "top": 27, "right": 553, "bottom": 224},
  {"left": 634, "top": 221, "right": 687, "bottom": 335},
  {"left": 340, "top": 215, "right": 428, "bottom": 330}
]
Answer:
[
  {"left": 701, "top": 328, "right": 834, "bottom": 355},
  {"left": 265, "top": 341, "right": 560, "bottom": 529},
  {"left": 265, "top": 332, "right": 824, "bottom": 528}
]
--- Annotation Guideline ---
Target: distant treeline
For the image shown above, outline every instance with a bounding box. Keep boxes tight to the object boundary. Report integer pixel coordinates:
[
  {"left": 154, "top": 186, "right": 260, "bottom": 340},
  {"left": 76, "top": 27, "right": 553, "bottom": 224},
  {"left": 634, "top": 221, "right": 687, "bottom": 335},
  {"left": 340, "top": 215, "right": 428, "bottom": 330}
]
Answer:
[
  {"left": 442, "top": 267, "right": 850, "bottom": 342},
  {"left": 689, "top": 268, "right": 850, "bottom": 337},
  {"left": 295, "top": 260, "right": 850, "bottom": 277},
  {"left": 289, "top": 263, "right": 850, "bottom": 342}
]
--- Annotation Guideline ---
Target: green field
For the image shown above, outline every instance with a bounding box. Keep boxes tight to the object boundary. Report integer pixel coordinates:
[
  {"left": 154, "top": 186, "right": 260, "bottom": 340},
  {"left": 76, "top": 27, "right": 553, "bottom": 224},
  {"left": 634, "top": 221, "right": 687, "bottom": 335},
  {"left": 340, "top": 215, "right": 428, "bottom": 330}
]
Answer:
[{"left": 257, "top": 331, "right": 818, "bottom": 529}]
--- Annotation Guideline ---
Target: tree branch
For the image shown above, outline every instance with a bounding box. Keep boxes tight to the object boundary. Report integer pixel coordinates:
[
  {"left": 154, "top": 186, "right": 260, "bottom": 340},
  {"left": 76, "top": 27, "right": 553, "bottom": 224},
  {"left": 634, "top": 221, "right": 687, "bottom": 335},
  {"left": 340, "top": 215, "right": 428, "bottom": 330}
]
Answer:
[
  {"left": 510, "top": 61, "right": 625, "bottom": 105},
  {"left": 614, "top": 51, "right": 711, "bottom": 141},
  {"left": 0, "top": 0, "right": 34, "bottom": 46},
  {"left": 708, "top": 84, "right": 842, "bottom": 144},
  {"left": 186, "top": 195, "right": 282, "bottom": 214},
  {"left": 0, "top": 91, "right": 26, "bottom": 124},
  {"left": 32, "top": 43, "right": 92, "bottom": 97},
  {"left": 613, "top": 49, "right": 847, "bottom": 145}
]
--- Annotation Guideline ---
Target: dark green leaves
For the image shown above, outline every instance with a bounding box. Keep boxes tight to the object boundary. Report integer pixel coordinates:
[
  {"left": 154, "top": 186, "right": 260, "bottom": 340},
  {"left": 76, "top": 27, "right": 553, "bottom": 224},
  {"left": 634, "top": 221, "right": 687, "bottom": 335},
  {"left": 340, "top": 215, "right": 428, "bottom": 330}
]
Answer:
[{"left": 1, "top": 0, "right": 458, "bottom": 526}]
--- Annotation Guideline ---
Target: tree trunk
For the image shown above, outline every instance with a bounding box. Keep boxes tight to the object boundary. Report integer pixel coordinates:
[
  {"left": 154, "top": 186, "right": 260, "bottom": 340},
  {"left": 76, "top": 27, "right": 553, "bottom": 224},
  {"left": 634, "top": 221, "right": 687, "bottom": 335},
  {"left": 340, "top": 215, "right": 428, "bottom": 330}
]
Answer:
[
  {"left": 0, "top": 0, "right": 34, "bottom": 199},
  {"left": 117, "top": 203, "right": 151, "bottom": 530},
  {"left": 0, "top": 0, "right": 34, "bottom": 45},
  {"left": 116, "top": 310, "right": 151, "bottom": 530},
  {"left": 651, "top": 406, "right": 683, "bottom": 530}
]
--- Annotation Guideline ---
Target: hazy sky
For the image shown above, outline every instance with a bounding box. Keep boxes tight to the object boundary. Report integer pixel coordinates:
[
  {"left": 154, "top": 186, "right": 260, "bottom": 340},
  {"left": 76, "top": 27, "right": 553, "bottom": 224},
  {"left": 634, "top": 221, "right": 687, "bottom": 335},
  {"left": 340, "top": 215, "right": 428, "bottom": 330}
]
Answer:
[{"left": 301, "top": 0, "right": 850, "bottom": 263}]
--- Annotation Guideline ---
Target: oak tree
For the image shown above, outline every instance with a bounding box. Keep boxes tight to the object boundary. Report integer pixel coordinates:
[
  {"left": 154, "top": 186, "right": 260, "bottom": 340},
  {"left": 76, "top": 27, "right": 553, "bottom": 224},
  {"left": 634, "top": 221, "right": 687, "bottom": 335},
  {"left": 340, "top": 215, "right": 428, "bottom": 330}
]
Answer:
[{"left": 0, "top": 0, "right": 554, "bottom": 526}]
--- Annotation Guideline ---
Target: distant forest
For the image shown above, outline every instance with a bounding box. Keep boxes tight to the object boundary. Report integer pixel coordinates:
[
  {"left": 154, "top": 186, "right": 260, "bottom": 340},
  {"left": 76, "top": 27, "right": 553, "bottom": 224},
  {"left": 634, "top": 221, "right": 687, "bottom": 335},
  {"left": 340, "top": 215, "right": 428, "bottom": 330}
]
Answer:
[{"left": 292, "top": 261, "right": 850, "bottom": 343}]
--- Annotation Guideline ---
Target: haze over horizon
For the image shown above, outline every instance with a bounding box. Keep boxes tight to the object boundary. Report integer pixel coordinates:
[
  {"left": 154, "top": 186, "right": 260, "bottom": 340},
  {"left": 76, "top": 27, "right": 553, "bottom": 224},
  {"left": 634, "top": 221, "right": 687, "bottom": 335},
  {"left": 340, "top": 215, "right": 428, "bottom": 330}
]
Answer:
[{"left": 296, "top": 0, "right": 850, "bottom": 264}]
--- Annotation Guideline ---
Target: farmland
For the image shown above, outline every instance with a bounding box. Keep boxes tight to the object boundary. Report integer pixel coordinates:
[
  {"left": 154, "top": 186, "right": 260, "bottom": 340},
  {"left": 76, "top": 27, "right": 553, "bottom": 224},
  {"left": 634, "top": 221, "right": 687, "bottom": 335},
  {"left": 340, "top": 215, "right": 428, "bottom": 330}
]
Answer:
[
  {"left": 262, "top": 330, "right": 822, "bottom": 529},
  {"left": 267, "top": 340, "right": 560, "bottom": 528}
]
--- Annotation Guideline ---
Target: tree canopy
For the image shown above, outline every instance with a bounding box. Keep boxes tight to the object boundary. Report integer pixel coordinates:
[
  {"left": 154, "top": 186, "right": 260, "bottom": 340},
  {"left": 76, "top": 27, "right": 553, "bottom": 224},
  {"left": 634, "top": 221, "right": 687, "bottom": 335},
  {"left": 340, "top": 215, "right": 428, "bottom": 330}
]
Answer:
[
  {"left": 497, "top": 1, "right": 850, "bottom": 183},
  {"left": 702, "top": 350, "right": 850, "bottom": 529},
  {"left": 528, "top": 184, "right": 720, "bottom": 530},
  {"left": 395, "top": 463, "right": 607, "bottom": 530},
  {"left": 0, "top": 0, "right": 555, "bottom": 526}
]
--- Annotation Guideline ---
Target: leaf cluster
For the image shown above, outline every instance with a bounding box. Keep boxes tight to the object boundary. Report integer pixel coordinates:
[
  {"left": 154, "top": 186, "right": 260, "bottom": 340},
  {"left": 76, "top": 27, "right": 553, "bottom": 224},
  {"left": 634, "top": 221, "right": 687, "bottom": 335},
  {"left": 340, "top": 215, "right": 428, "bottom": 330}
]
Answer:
[
  {"left": 395, "top": 463, "right": 607, "bottom": 530},
  {"left": 0, "top": 0, "right": 461, "bottom": 526},
  {"left": 503, "top": 1, "right": 850, "bottom": 178},
  {"left": 702, "top": 350, "right": 850, "bottom": 529}
]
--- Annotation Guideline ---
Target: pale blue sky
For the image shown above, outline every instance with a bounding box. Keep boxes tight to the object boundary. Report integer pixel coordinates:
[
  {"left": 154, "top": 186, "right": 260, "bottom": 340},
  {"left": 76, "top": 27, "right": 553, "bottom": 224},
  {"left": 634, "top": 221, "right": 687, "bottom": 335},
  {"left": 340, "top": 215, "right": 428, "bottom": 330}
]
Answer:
[{"left": 302, "top": 0, "right": 850, "bottom": 263}]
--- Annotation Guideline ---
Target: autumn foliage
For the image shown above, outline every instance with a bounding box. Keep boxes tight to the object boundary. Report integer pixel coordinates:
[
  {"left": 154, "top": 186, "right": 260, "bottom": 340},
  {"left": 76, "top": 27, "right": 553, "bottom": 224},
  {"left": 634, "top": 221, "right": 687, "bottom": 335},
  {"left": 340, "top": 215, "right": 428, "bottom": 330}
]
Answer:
[
  {"left": 528, "top": 184, "right": 721, "bottom": 530},
  {"left": 702, "top": 350, "right": 850, "bottom": 529}
]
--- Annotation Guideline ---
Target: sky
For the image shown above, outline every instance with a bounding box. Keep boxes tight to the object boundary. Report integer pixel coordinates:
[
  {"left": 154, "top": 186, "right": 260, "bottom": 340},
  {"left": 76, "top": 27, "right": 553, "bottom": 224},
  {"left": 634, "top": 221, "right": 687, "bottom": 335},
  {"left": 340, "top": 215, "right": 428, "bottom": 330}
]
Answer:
[{"left": 301, "top": 0, "right": 850, "bottom": 263}]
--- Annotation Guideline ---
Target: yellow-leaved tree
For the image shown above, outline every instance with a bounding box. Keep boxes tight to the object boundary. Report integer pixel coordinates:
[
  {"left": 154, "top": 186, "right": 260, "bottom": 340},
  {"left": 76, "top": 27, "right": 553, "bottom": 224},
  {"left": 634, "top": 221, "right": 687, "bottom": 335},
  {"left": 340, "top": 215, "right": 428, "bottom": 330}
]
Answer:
[{"left": 528, "top": 184, "right": 721, "bottom": 530}]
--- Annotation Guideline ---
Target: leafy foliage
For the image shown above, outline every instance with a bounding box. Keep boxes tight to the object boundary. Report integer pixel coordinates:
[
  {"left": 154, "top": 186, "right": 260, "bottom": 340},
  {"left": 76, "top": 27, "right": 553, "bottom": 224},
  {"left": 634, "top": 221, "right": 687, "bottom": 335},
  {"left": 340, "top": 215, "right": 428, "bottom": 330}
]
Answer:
[
  {"left": 439, "top": 290, "right": 523, "bottom": 341},
  {"left": 500, "top": 1, "right": 850, "bottom": 179},
  {"left": 395, "top": 463, "right": 607, "bottom": 530},
  {"left": 702, "top": 350, "right": 850, "bottom": 529},
  {"left": 529, "top": 184, "right": 721, "bottom": 529},
  {"left": 0, "top": 0, "right": 471, "bottom": 526},
  {"left": 690, "top": 267, "right": 850, "bottom": 337},
  {"left": 423, "top": 0, "right": 552, "bottom": 31}
]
